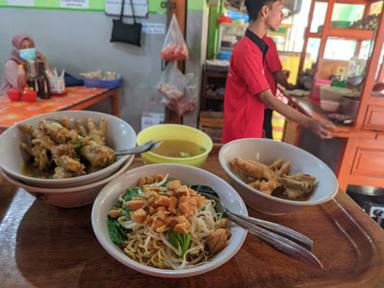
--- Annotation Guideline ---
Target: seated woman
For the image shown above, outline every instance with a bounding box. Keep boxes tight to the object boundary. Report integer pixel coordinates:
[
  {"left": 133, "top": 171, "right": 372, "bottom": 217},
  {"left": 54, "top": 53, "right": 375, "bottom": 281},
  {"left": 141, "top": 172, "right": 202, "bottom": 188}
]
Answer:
[{"left": 0, "top": 33, "right": 50, "bottom": 95}]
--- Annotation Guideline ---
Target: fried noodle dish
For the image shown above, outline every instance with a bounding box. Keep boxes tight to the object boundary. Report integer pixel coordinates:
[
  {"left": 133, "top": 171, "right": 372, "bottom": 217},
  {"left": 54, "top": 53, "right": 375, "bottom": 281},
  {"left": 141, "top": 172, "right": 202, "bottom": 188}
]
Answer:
[
  {"left": 230, "top": 158, "right": 317, "bottom": 201},
  {"left": 18, "top": 117, "right": 115, "bottom": 179},
  {"left": 107, "top": 175, "right": 231, "bottom": 269}
]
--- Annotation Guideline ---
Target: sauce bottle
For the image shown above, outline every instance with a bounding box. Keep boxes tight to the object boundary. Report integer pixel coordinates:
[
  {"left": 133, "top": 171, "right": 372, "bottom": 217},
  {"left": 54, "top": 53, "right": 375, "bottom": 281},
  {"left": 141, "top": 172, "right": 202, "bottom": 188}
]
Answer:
[
  {"left": 36, "top": 61, "right": 51, "bottom": 99},
  {"left": 16, "top": 64, "right": 26, "bottom": 90},
  {"left": 25, "top": 60, "right": 38, "bottom": 91}
]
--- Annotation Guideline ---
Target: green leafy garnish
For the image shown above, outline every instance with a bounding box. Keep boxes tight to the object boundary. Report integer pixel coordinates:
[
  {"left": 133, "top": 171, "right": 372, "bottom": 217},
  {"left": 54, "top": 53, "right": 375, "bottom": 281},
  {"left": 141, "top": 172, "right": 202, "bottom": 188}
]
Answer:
[
  {"left": 122, "top": 187, "right": 140, "bottom": 201},
  {"left": 190, "top": 184, "right": 226, "bottom": 215},
  {"left": 121, "top": 206, "right": 131, "bottom": 218},
  {"left": 168, "top": 231, "right": 191, "bottom": 257},
  {"left": 107, "top": 218, "right": 128, "bottom": 244},
  {"left": 74, "top": 136, "right": 84, "bottom": 150},
  {"left": 161, "top": 178, "right": 172, "bottom": 187},
  {"left": 74, "top": 141, "right": 83, "bottom": 150}
]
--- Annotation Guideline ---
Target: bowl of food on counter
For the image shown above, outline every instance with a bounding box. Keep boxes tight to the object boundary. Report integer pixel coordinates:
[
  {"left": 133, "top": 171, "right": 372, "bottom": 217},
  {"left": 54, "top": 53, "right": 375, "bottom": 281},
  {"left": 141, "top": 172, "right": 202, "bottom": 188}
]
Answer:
[
  {"left": 219, "top": 138, "right": 338, "bottom": 215},
  {"left": 91, "top": 163, "right": 248, "bottom": 278},
  {"left": 80, "top": 70, "right": 122, "bottom": 89},
  {"left": 0, "top": 110, "right": 137, "bottom": 188},
  {"left": 136, "top": 124, "right": 213, "bottom": 167}
]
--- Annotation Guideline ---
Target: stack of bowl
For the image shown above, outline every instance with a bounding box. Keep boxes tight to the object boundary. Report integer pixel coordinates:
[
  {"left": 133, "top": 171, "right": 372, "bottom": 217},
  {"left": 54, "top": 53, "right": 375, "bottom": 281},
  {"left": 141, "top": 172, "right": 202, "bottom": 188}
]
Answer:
[
  {"left": 0, "top": 111, "right": 137, "bottom": 208},
  {"left": 319, "top": 86, "right": 359, "bottom": 113}
]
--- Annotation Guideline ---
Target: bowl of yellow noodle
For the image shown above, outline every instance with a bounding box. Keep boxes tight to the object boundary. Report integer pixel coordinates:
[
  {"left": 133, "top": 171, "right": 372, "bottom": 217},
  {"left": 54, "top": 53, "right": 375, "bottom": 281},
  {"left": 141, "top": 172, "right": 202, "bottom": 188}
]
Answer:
[{"left": 91, "top": 163, "right": 248, "bottom": 278}]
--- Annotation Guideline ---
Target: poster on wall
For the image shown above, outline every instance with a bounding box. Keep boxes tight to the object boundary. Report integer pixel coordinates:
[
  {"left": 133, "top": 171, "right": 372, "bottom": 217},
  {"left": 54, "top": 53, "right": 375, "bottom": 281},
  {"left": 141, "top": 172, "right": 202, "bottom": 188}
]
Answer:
[
  {"left": 60, "top": 0, "right": 89, "bottom": 9},
  {"left": 7, "top": 0, "right": 34, "bottom": 6},
  {"left": 105, "top": 0, "right": 148, "bottom": 18}
]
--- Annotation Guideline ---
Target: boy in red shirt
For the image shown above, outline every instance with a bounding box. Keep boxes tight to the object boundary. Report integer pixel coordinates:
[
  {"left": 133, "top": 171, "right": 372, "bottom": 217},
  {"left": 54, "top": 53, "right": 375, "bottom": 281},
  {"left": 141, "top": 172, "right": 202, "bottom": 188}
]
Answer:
[{"left": 222, "top": 0, "right": 334, "bottom": 143}]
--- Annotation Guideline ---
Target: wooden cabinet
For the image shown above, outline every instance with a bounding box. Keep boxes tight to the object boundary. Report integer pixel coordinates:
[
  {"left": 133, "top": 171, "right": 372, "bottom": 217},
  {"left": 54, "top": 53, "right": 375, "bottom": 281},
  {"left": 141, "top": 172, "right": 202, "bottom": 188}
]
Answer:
[
  {"left": 198, "top": 65, "right": 227, "bottom": 143},
  {"left": 292, "top": 0, "right": 384, "bottom": 192},
  {"left": 364, "top": 105, "right": 384, "bottom": 130}
]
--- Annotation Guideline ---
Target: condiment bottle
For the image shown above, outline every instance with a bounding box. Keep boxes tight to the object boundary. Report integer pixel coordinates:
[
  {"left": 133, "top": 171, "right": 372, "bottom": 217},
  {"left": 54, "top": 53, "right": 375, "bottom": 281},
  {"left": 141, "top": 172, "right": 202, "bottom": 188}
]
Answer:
[
  {"left": 16, "top": 64, "right": 26, "bottom": 90},
  {"left": 36, "top": 61, "right": 51, "bottom": 99},
  {"left": 26, "top": 60, "right": 38, "bottom": 91}
]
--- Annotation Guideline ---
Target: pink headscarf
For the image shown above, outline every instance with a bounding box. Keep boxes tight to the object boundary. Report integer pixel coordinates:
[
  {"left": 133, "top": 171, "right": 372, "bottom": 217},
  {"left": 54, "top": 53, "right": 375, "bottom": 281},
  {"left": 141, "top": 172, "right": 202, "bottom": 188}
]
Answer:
[
  {"left": 0, "top": 34, "right": 35, "bottom": 95},
  {"left": 9, "top": 33, "right": 35, "bottom": 65}
]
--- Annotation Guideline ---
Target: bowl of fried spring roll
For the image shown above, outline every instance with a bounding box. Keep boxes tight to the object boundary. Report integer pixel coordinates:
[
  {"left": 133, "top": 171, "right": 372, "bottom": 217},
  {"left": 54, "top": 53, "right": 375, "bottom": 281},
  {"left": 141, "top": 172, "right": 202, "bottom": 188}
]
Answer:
[
  {"left": 219, "top": 138, "right": 338, "bottom": 215},
  {"left": 0, "top": 110, "right": 136, "bottom": 189}
]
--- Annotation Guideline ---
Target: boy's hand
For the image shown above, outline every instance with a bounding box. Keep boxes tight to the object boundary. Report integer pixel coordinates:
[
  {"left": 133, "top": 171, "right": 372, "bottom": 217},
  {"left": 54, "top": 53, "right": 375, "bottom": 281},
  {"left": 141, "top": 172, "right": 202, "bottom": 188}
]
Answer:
[
  {"left": 285, "top": 83, "right": 296, "bottom": 90},
  {"left": 308, "top": 119, "right": 336, "bottom": 139}
]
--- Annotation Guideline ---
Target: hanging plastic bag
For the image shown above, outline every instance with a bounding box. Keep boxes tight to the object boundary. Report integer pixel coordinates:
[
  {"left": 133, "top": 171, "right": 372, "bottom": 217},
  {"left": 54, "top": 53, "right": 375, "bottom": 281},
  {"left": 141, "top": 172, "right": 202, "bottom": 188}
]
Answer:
[
  {"left": 161, "top": 14, "right": 189, "bottom": 61},
  {"left": 158, "top": 62, "right": 196, "bottom": 117}
]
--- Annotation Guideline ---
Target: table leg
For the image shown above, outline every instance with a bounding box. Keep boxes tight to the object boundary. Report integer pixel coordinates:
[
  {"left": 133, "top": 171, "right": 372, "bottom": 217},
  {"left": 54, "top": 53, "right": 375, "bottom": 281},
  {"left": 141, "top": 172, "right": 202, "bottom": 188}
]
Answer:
[{"left": 110, "top": 89, "right": 120, "bottom": 117}]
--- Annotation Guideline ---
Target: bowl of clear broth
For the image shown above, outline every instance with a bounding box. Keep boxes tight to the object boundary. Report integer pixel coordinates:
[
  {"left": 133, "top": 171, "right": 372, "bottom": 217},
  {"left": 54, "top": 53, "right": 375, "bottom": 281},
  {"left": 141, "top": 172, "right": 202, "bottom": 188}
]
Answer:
[{"left": 136, "top": 124, "right": 213, "bottom": 167}]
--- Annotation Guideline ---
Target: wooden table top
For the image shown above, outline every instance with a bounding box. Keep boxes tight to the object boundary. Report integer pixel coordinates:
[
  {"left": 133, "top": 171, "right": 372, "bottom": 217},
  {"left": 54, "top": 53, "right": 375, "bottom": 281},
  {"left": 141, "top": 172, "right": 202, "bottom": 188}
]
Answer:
[
  {"left": 0, "top": 86, "right": 109, "bottom": 130},
  {"left": 1, "top": 153, "right": 384, "bottom": 288}
]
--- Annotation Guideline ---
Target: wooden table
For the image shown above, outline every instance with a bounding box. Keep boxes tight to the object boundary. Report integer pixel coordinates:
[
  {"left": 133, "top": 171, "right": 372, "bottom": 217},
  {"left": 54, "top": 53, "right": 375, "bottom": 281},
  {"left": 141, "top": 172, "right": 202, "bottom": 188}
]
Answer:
[
  {"left": 0, "top": 86, "right": 119, "bottom": 133},
  {"left": 1, "top": 152, "right": 384, "bottom": 288}
]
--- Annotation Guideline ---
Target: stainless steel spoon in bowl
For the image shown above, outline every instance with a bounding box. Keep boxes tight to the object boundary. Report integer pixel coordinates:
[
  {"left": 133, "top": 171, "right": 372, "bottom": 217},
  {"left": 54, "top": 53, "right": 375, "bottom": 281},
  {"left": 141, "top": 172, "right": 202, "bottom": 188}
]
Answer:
[
  {"left": 191, "top": 185, "right": 323, "bottom": 268},
  {"left": 114, "top": 140, "right": 161, "bottom": 157}
]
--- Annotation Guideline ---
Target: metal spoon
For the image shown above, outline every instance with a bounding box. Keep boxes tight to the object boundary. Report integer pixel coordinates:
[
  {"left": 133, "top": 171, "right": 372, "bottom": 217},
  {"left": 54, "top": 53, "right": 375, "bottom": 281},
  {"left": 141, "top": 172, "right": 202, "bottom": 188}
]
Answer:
[
  {"left": 114, "top": 140, "right": 161, "bottom": 157},
  {"left": 192, "top": 185, "right": 323, "bottom": 268}
]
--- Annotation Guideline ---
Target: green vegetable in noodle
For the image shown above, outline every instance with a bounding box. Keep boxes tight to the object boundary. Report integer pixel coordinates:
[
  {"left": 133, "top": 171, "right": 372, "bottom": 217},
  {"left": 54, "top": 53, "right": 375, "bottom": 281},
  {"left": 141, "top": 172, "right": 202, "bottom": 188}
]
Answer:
[
  {"left": 121, "top": 206, "right": 131, "bottom": 218},
  {"left": 107, "top": 218, "right": 127, "bottom": 244},
  {"left": 161, "top": 178, "right": 172, "bottom": 187},
  {"left": 122, "top": 187, "right": 140, "bottom": 201},
  {"left": 190, "top": 184, "right": 226, "bottom": 216},
  {"left": 168, "top": 231, "right": 191, "bottom": 257},
  {"left": 120, "top": 187, "right": 142, "bottom": 219}
]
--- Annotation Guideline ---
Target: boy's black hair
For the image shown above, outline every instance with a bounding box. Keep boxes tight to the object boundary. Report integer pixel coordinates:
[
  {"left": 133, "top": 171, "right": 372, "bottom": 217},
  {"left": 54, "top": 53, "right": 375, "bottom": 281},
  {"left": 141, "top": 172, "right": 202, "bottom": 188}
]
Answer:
[{"left": 244, "top": 0, "right": 278, "bottom": 21}]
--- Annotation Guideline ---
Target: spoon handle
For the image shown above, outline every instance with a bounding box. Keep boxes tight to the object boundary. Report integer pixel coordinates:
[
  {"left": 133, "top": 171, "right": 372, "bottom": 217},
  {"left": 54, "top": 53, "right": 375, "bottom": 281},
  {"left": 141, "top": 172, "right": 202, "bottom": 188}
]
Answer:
[
  {"left": 115, "top": 141, "right": 161, "bottom": 156},
  {"left": 231, "top": 212, "right": 313, "bottom": 251},
  {"left": 227, "top": 213, "right": 323, "bottom": 268}
]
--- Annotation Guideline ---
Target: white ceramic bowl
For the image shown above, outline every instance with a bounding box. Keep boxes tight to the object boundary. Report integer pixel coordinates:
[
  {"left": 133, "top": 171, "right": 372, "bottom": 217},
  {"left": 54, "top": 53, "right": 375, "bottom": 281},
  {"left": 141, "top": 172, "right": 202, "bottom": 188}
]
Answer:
[
  {"left": 91, "top": 163, "right": 248, "bottom": 278},
  {"left": 219, "top": 138, "right": 338, "bottom": 215},
  {"left": 320, "top": 100, "right": 340, "bottom": 113},
  {"left": 1, "top": 156, "right": 134, "bottom": 208},
  {"left": 0, "top": 110, "right": 136, "bottom": 188}
]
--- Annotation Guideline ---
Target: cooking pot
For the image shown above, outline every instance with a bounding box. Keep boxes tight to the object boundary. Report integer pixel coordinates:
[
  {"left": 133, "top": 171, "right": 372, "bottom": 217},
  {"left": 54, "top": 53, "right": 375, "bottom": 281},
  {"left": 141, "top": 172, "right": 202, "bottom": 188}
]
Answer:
[{"left": 339, "top": 96, "right": 360, "bottom": 116}]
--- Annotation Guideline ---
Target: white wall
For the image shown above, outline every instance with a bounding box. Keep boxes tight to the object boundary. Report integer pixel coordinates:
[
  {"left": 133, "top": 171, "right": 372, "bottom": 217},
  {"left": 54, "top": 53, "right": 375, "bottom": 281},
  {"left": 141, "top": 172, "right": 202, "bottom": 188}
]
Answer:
[
  {"left": 0, "top": 6, "right": 208, "bottom": 130},
  {"left": 0, "top": 8, "right": 166, "bottom": 132}
]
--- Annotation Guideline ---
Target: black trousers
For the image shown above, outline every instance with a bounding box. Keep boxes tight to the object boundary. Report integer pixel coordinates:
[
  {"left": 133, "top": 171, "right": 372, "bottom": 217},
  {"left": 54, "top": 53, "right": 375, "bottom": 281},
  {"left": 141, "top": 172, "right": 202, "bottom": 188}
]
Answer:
[{"left": 263, "top": 109, "right": 273, "bottom": 139}]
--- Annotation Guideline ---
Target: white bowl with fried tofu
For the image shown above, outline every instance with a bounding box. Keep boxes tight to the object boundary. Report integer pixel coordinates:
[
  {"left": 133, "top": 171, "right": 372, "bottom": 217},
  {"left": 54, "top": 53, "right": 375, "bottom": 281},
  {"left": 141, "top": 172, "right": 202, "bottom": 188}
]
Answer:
[
  {"left": 219, "top": 138, "right": 338, "bottom": 215},
  {"left": 0, "top": 110, "right": 136, "bottom": 188}
]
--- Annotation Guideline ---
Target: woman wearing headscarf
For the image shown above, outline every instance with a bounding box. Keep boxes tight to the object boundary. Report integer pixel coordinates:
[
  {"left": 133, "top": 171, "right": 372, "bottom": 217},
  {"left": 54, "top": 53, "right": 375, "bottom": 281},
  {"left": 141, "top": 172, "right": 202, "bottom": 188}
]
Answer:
[{"left": 0, "top": 33, "right": 50, "bottom": 95}]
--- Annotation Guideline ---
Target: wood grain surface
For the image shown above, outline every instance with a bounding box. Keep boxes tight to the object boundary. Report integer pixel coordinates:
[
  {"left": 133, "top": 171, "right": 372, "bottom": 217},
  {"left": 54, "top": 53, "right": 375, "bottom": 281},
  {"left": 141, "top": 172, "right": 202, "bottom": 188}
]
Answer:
[{"left": 1, "top": 153, "right": 384, "bottom": 288}]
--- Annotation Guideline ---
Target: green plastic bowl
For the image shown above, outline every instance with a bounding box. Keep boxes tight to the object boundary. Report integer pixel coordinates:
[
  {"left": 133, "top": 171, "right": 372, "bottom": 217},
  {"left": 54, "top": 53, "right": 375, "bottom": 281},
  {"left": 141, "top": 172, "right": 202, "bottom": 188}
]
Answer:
[{"left": 137, "top": 124, "right": 213, "bottom": 167}]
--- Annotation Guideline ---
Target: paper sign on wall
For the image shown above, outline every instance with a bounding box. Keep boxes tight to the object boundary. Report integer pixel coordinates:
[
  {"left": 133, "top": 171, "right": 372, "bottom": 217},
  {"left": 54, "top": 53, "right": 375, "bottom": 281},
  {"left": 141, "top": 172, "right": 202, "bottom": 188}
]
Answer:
[
  {"left": 105, "top": 0, "right": 148, "bottom": 18},
  {"left": 60, "top": 0, "right": 89, "bottom": 9},
  {"left": 142, "top": 23, "right": 165, "bottom": 34},
  {"left": 7, "top": 0, "right": 34, "bottom": 6}
]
